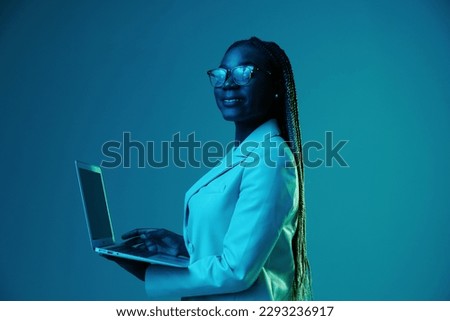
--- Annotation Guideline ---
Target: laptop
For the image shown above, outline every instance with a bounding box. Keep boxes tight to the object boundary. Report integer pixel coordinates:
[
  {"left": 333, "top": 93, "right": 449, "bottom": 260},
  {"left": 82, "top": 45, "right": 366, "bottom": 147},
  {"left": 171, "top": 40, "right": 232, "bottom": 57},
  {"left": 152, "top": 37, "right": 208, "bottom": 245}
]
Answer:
[{"left": 75, "top": 160, "right": 189, "bottom": 268}]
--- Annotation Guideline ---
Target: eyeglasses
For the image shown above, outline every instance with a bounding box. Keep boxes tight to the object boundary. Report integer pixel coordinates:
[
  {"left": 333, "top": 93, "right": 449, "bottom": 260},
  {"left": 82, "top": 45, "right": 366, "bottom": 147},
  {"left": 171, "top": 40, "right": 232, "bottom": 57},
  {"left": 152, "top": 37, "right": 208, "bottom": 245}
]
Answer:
[{"left": 206, "top": 65, "right": 271, "bottom": 88}]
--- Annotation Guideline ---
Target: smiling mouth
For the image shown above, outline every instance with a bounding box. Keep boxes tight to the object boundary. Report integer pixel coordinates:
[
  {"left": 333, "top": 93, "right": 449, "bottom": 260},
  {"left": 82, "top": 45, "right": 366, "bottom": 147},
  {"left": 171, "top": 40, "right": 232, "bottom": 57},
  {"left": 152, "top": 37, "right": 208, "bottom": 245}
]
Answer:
[{"left": 223, "top": 98, "right": 245, "bottom": 105}]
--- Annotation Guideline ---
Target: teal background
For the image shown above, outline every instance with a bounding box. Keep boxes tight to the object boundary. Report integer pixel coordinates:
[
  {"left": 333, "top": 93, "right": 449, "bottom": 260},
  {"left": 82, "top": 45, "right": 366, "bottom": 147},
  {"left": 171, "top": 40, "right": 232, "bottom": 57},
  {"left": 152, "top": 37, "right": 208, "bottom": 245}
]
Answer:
[{"left": 1, "top": 0, "right": 449, "bottom": 300}]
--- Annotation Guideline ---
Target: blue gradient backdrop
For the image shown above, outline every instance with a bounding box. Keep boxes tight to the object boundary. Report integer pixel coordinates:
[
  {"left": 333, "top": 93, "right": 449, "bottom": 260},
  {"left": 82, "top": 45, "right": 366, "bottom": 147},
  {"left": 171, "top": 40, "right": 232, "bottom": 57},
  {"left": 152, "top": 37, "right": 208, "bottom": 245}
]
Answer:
[{"left": 1, "top": 0, "right": 449, "bottom": 300}]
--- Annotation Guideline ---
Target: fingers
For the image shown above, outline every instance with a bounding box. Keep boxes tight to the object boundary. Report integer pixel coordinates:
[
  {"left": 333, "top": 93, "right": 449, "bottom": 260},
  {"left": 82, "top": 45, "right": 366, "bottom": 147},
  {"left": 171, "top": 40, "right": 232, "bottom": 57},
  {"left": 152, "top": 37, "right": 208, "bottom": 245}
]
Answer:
[
  {"left": 124, "top": 234, "right": 159, "bottom": 255},
  {"left": 120, "top": 228, "right": 184, "bottom": 257},
  {"left": 122, "top": 233, "right": 160, "bottom": 252},
  {"left": 140, "top": 228, "right": 169, "bottom": 240},
  {"left": 121, "top": 229, "right": 139, "bottom": 240},
  {"left": 121, "top": 228, "right": 158, "bottom": 240},
  {"left": 143, "top": 241, "right": 158, "bottom": 255},
  {"left": 122, "top": 235, "right": 144, "bottom": 246}
]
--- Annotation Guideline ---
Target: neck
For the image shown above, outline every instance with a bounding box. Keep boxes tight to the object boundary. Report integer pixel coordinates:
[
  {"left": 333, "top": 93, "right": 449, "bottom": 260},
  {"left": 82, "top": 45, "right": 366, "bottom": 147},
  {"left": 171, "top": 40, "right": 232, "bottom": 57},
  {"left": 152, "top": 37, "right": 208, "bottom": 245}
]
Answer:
[{"left": 233, "top": 118, "right": 271, "bottom": 146}]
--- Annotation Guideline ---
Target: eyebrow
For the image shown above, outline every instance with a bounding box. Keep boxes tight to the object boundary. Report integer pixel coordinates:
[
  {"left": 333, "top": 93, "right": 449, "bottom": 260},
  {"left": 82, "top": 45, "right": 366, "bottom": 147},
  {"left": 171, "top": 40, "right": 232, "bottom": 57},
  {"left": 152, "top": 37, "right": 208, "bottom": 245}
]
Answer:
[{"left": 219, "top": 60, "right": 257, "bottom": 68}]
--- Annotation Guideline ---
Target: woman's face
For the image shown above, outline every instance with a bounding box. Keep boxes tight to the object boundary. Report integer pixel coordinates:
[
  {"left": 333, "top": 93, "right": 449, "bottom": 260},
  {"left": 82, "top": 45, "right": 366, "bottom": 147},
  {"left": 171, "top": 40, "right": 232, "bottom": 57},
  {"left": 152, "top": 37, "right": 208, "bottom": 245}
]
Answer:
[{"left": 214, "top": 44, "right": 276, "bottom": 124}]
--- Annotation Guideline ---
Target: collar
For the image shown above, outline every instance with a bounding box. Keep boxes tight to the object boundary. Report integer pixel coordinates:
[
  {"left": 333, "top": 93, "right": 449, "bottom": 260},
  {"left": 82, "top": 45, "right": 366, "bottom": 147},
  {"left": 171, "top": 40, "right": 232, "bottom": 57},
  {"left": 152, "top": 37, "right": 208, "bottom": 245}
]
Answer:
[{"left": 231, "top": 118, "right": 281, "bottom": 159}]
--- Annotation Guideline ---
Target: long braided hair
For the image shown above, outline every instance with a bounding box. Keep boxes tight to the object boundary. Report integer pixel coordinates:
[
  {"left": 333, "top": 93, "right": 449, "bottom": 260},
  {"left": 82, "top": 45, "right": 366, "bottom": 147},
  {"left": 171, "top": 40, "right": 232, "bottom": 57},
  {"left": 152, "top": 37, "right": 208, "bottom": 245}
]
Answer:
[{"left": 227, "top": 37, "right": 312, "bottom": 300}]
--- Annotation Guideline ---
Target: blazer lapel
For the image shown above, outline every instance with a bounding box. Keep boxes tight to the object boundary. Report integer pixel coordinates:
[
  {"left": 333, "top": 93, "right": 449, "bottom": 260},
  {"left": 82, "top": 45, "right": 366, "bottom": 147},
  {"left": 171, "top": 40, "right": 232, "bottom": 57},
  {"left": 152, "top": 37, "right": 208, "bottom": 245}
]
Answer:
[
  {"left": 183, "top": 119, "right": 281, "bottom": 228},
  {"left": 183, "top": 144, "right": 252, "bottom": 208}
]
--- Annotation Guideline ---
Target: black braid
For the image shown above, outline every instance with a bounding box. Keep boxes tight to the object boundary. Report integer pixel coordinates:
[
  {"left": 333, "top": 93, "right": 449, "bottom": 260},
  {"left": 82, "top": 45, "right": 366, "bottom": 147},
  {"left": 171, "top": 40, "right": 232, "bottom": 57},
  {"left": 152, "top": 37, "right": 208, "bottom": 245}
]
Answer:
[{"left": 227, "top": 37, "right": 312, "bottom": 300}]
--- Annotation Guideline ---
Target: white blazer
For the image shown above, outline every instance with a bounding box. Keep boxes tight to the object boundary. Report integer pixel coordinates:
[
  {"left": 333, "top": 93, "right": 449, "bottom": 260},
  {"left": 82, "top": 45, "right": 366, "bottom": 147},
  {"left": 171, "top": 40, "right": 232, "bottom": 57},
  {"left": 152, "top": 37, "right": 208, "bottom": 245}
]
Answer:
[{"left": 145, "top": 119, "right": 299, "bottom": 300}]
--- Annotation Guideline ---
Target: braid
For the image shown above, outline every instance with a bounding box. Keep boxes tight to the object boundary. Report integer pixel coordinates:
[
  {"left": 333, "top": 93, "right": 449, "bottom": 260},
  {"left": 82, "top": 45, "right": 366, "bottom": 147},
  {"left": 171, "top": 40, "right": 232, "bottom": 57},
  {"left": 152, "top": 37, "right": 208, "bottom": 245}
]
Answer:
[{"left": 228, "top": 37, "right": 312, "bottom": 300}]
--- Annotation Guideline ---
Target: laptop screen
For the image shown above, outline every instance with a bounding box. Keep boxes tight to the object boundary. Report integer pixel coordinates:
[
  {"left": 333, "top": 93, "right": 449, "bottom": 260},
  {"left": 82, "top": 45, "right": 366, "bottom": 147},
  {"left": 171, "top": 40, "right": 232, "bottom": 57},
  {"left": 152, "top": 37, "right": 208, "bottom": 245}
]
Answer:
[{"left": 78, "top": 167, "right": 113, "bottom": 240}]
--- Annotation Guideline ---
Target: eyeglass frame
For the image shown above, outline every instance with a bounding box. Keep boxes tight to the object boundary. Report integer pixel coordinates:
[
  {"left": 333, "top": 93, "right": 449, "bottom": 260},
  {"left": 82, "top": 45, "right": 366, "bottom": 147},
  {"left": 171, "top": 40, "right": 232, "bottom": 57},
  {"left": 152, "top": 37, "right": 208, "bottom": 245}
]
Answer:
[{"left": 206, "top": 65, "right": 272, "bottom": 88}]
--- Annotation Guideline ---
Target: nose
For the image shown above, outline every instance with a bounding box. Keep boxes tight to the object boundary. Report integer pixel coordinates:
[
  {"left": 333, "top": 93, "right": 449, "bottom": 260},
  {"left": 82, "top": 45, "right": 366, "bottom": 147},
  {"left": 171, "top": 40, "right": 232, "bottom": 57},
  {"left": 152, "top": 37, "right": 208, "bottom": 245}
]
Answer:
[{"left": 222, "top": 73, "right": 239, "bottom": 89}]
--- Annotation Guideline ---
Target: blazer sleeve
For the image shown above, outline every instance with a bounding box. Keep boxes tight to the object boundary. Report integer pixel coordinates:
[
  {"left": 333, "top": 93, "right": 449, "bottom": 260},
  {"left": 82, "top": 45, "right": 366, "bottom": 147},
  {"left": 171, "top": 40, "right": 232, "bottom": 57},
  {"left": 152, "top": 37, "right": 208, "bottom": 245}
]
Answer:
[{"left": 144, "top": 143, "right": 298, "bottom": 300}]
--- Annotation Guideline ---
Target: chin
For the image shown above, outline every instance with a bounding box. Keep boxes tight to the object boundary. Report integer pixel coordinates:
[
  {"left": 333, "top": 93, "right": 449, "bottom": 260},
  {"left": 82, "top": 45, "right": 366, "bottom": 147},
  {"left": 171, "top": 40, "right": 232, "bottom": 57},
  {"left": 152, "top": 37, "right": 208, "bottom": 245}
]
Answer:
[
  {"left": 221, "top": 114, "right": 239, "bottom": 122},
  {"left": 219, "top": 110, "right": 247, "bottom": 123}
]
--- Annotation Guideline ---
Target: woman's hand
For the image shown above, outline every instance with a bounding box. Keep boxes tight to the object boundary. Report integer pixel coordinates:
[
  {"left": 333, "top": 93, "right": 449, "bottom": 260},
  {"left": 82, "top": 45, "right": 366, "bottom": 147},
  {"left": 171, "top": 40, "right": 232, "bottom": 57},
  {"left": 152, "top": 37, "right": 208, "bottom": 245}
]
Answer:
[{"left": 122, "top": 228, "right": 189, "bottom": 258}]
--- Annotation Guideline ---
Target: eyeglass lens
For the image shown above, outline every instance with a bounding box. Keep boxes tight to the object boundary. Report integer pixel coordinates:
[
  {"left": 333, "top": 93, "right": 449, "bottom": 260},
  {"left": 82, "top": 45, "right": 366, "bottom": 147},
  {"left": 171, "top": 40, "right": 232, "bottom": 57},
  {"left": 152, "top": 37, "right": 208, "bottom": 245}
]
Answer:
[{"left": 208, "top": 66, "right": 254, "bottom": 88}]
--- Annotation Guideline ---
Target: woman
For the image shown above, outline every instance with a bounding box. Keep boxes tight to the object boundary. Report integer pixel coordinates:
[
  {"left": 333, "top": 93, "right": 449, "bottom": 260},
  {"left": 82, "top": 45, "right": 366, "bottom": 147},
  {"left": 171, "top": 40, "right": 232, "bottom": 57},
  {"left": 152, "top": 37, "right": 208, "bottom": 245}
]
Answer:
[{"left": 109, "top": 37, "right": 312, "bottom": 300}]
